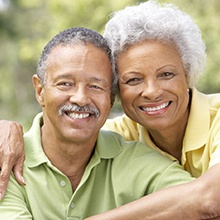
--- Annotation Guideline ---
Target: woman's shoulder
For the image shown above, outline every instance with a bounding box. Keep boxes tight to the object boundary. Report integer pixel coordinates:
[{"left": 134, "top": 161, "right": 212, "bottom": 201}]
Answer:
[{"left": 103, "top": 114, "right": 140, "bottom": 141}]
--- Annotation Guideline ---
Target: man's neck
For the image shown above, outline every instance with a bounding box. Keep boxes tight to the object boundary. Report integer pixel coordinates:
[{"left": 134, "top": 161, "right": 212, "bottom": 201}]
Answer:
[{"left": 41, "top": 128, "right": 96, "bottom": 191}]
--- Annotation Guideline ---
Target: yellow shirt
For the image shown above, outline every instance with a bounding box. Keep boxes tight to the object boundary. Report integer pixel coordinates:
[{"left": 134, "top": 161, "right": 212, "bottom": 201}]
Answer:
[{"left": 104, "top": 89, "right": 220, "bottom": 178}]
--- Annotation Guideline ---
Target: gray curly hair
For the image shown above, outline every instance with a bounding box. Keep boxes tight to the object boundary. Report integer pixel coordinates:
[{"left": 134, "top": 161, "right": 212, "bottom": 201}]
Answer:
[{"left": 104, "top": 0, "right": 206, "bottom": 88}]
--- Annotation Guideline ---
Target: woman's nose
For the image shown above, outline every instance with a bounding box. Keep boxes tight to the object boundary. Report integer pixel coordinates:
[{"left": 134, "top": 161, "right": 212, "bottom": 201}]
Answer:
[{"left": 140, "top": 81, "right": 163, "bottom": 100}]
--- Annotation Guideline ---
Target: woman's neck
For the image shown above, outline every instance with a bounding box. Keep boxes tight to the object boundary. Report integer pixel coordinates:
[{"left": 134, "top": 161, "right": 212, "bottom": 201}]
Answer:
[
  {"left": 149, "top": 112, "right": 189, "bottom": 162},
  {"left": 149, "top": 90, "right": 191, "bottom": 162}
]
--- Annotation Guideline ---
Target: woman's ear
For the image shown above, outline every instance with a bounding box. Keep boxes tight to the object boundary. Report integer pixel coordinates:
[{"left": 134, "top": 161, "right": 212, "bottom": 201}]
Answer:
[{"left": 32, "top": 74, "right": 45, "bottom": 107}]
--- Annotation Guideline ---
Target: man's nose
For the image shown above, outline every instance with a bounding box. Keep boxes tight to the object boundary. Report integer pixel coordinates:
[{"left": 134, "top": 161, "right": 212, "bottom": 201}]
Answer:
[{"left": 69, "top": 86, "right": 91, "bottom": 106}]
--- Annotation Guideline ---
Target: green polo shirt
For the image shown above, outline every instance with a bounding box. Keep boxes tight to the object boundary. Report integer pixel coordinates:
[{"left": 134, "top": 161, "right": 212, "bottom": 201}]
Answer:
[{"left": 0, "top": 113, "right": 194, "bottom": 220}]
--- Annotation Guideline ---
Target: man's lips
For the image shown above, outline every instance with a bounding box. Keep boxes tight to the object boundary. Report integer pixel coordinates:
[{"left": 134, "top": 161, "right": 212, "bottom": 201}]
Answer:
[
  {"left": 59, "top": 104, "right": 100, "bottom": 118},
  {"left": 140, "top": 101, "right": 171, "bottom": 112},
  {"left": 66, "top": 112, "right": 91, "bottom": 119}
]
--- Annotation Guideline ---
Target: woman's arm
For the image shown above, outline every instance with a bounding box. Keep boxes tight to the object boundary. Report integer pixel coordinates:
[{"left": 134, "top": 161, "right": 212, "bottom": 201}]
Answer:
[
  {"left": 0, "top": 120, "right": 25, "bottom": 199},
  {"left": 85, "top": 164, "right": 220, "bottom": 220}
]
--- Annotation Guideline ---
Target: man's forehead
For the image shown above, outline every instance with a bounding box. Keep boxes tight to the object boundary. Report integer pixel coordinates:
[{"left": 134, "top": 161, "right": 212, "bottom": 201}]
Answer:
[{"left": 45, "top": 44, "right": 112, "bottom": 84}]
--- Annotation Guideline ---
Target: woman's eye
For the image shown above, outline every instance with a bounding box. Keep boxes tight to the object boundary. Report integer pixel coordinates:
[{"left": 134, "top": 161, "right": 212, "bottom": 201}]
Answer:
[
  {"left": 159, "top": 72, "right": 175, "bottom": 79},
  {"left": 125, "top": 78, "right": 141, "bottom": 85}
]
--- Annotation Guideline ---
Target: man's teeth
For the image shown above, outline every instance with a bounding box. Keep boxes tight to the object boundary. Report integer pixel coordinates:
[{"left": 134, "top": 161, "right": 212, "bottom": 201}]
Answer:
[
  {"left": 142, "top": 102, "right": 169, "bottom": 112},
  {"left": 67, "top": 112, "right": 90, "bottom": 119}
]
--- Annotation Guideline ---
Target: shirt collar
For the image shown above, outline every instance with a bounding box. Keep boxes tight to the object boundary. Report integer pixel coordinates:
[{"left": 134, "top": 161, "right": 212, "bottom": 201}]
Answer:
[
  {"left": 24, "top": 113, "right": 122, "bottom": 168},
  {"left": 183, "top": 88, "right": 210, "bottom": 151},
  {"left": 24, "top": 112, "right": 49, "bottom": 168},
  {"left": 138, "top": 88, "right": 209, "bottom": 160}
]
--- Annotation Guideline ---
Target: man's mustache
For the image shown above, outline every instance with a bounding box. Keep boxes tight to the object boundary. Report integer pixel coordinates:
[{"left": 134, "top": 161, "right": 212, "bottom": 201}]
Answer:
[{"left": 58, "top": 104, "right": 100, "bottom": 118}]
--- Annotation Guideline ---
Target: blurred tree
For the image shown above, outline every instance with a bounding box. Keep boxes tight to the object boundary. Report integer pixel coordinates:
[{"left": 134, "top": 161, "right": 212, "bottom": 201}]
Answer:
[
  {"left": 0, "top": 0, "right": 139, "bottom": 129},
  {"left": 0, "top": 0, "right": 219, "bottom": 129}
]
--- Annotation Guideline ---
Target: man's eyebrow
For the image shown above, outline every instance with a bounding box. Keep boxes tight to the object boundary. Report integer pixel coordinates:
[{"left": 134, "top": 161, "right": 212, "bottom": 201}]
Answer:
[
  {"left": 89, "top": 76, "right": 107, "bottom": 82},
  {"left": 53, "top": 74, "right": 108, "bottom": 84},
  {"left": 53, "top": 73, "right": 73, "bottom": 81}
]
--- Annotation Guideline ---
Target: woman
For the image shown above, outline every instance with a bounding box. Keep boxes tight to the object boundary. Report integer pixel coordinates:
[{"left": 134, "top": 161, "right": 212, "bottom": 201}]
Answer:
[
  {"left": 1, "top": 0, "right": 220, "bottom": 219},
  {"left": 103, "top": 0, "right": 216, "bottom": 178},
  {"left": 85, "top": 1, "right": 220, "bottom": 218}
]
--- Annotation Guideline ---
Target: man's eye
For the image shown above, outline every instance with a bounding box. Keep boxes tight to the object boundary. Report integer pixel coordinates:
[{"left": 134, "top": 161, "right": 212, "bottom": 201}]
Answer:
[
  {"left": 58, "top": 82, "right": 72, "bottom": 86},
  {"left": 90, "top": 85, "right": 102, "bottom": 90},
  {"left": 56, "top": 82, "right": 73, "bottom": 90},
  {"left": 63, "top": 82, "right": 71, "bottom": 86}
]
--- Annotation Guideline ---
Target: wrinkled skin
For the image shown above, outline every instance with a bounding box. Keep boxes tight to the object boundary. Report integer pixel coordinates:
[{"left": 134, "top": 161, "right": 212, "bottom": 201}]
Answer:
[{"left": 0, "top": 120, "right": 25, "bottom": 199}]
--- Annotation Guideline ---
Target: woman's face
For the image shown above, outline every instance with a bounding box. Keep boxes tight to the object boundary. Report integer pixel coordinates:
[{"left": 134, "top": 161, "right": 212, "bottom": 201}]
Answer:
[{"left": 117, "top": 40, "right": 190, "bottom": 131}]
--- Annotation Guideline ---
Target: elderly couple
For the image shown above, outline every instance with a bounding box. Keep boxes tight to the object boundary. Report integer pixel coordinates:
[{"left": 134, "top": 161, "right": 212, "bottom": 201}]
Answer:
[{"left": 1, "top": 1, "right": 220, "bottom": 219}]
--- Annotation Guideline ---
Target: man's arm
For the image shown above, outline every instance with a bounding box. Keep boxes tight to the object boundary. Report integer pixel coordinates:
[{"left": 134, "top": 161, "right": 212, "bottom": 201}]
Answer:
[
  {"left": 85, "top": 164, "right": 220, "bottom": 220},
  {"left": 0, "top": 170, "right": 32, "bottom": 220},
  {"left": 0, "top": 120, "right": 25, "bottom": 199}
]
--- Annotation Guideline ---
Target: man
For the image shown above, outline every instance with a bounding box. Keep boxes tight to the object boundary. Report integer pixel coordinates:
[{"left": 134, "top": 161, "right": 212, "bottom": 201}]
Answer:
[{"left": 0, "top": 27, "right": 194, "bottom": 219}]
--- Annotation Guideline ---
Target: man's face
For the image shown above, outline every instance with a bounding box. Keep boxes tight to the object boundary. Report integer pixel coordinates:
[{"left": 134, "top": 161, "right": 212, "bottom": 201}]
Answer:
[{"left": 35, "top": 44, "right": 113, "bottom": 145}]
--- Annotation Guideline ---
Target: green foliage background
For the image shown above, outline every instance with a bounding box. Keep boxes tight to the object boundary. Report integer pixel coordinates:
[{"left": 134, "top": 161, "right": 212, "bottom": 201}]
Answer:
[{"left": 0, "top": 0, "right": 219, "bottom": 130}]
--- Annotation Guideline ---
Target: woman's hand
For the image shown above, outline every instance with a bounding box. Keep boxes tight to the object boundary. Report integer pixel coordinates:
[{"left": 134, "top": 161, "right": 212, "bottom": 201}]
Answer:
[{"left": 0, "top": 120, "right": 25, "bottom": 199}]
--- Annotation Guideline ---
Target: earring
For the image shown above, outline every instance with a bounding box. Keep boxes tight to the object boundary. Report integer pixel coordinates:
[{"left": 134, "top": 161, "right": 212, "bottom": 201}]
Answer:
[{"left": 187, "top": 88, "right": 189, "bottom": 92}]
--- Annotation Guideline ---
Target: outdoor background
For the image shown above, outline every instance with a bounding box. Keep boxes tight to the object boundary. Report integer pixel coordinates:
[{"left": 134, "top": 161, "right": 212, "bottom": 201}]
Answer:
[{"left": 0, "top": 0, "right": 220, "bottom": 131}]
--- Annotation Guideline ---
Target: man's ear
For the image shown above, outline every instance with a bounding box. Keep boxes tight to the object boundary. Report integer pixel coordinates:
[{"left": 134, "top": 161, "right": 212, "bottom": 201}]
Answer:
[{"left": 32, "top": 74, "right": 45, "bottom": 107}]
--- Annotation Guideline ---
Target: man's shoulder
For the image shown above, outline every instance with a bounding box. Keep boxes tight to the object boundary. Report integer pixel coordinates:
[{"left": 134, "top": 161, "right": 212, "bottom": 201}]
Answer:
[{"left": 98, "top": 129, "right": 174, "bottom": 164}]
